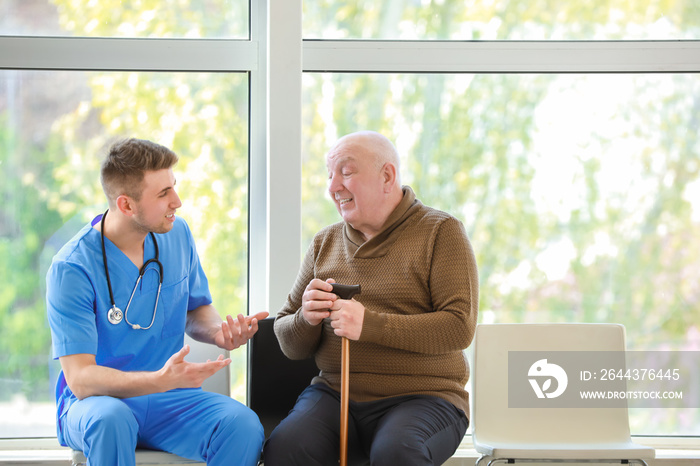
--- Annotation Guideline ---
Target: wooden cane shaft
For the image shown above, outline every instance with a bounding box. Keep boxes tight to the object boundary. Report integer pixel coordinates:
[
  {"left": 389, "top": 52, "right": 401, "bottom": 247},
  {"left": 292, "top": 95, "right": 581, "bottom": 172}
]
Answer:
[{"left": 340, "top": 337, "right": 350, "bottom": 466}]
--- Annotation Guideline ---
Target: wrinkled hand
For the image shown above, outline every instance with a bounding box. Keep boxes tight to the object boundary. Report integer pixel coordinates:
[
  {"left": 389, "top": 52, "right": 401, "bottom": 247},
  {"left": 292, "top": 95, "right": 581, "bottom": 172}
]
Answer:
[
  {"left": 301, "top": 278, "right": 338, "bottom": 326},
  {"left": 159, "top": 344, "right": 231, "bottom": 391},
  {"left": 328, "top": 297, "right": 364, "bottom": 340},
  {"left": 214, "top": 311, "right": 268, "bottom": 351}
]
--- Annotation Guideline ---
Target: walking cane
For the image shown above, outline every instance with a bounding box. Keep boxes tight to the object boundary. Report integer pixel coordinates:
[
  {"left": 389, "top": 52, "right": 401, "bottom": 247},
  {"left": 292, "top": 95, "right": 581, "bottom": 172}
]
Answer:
[{"left": 331, "top": 283, "right": 361, "bottom": 466}]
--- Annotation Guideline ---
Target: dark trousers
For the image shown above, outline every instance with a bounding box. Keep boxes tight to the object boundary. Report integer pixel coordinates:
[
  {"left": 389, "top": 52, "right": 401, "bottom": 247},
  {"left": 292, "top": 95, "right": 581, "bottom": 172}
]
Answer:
[{"left": 263, "top": 383, "right": 468, "bottom": 466}]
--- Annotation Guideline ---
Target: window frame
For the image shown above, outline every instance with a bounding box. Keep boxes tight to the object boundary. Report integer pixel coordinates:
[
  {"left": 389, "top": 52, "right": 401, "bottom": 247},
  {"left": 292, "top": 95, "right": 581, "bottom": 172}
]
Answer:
[{"left": 302, "top": 39, "right": 700, "bottom": 72}]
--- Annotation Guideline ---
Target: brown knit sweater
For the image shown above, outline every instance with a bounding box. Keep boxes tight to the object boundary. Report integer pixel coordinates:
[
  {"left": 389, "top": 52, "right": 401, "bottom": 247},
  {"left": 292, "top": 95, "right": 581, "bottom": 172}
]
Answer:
[{"left": 274, "top": 186, "right": 479, "bottom": 417}]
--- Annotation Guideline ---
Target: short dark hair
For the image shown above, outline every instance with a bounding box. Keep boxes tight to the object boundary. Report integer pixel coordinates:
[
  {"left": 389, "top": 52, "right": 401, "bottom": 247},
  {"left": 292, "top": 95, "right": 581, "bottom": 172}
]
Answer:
[{"left": 101, "top": 138, "right": 179, "bottom": 204}]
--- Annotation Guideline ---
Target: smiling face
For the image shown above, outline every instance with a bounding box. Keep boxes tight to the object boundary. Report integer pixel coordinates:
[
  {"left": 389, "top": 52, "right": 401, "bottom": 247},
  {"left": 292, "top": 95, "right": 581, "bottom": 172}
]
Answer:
[
  {"left": 326, "top": 132, "right": 402, "bottom": 240},
  {"left": 129, "top": 168, "right": 182, "bottom": 234}
]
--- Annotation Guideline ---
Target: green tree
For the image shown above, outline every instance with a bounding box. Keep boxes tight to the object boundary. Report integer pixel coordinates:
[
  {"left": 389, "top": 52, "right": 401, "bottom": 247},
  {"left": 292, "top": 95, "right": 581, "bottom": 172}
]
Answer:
[{"left": 0, "top": 118, "right": 65, "bottom": 400}]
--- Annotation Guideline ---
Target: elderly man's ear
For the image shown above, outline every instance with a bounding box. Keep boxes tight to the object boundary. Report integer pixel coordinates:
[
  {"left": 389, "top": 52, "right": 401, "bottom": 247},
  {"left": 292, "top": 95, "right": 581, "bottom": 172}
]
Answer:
[{"left": 382, "top": 163, "right": 397, "bottom": 192}]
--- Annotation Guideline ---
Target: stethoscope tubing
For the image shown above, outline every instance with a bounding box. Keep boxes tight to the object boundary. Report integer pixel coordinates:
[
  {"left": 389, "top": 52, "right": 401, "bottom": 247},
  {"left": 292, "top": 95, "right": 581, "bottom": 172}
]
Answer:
[{"left": 100, "top": 209, "right": 163, "bottom": 330}]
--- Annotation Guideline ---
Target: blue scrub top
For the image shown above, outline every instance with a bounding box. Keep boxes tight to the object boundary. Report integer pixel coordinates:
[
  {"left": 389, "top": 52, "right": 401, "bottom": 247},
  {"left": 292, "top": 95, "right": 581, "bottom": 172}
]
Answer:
[{"left": 46, "top": 213, "right": 212, "bottom": 435}]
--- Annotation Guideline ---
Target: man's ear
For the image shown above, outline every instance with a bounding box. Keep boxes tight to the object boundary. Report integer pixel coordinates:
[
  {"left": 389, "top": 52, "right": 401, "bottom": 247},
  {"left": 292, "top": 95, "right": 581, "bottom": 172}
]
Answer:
[
  {"left": 115, "top": 195, "right": 135, "bottom": 216},
  {"left": 382, "top": 163, "right": 397, "bottom": 192}
]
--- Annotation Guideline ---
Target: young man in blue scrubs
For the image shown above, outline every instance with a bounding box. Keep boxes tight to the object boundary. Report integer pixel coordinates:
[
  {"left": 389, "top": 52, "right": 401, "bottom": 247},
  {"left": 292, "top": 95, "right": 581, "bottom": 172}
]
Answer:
[{"left": 46, "top": 138, "right": 267, "bottom": 466}]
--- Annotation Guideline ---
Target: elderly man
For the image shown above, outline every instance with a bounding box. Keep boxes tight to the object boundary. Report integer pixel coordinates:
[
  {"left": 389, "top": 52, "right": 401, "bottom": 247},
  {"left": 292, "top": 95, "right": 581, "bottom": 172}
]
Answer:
[{"left": 263, "top": 131, "right": 479, "bottom": 465}]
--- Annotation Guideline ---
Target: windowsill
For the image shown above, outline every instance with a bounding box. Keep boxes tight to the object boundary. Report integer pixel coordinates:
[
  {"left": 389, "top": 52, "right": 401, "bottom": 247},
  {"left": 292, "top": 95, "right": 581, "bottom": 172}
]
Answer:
[
  {"left": 2, "top": 437, "right": 700, "bottom": 465},
  {"left": 0, "top": 438, "right": 71, "bottom": 463},
  {"left": 444, "top": 436, "right": 700, "bottom": 465},
  {"left": 448, "top": 439, "right": 700, "bottom": 465}
]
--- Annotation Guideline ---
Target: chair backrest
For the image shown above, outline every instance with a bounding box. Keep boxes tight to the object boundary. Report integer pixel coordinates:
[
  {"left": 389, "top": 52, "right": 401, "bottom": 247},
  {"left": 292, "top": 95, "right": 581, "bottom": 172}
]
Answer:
[
  {"left": 247, "top": 317, "right": 319, "bottom": 438},
  {"left": 471, "top": 323, "right": 633, "bottom": 447},
  {"left": 183, "top": 334, "right": 231, "bottom": 396}
]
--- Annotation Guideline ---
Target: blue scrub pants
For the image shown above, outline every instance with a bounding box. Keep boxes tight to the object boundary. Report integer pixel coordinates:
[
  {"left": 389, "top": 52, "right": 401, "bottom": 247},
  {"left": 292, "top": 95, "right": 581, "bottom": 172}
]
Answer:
[
  {"left": 60, "top": 388, "right": 264, "bottom": 466},
  {"left": 263, "top": 383, "right": 468, "bottom": 466}
]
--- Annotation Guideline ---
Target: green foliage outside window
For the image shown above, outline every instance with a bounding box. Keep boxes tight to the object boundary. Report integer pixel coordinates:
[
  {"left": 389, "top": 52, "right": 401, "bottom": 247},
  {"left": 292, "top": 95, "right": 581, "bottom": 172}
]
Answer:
[
  {"left": 303, "top": 0, "right": 700, "bottom": 40},
  {"left": 1, "top": 68, "right": 249, "bottom": 406},
  {"left": 298, "top": 0, "right": 700, "bottom": 436}
]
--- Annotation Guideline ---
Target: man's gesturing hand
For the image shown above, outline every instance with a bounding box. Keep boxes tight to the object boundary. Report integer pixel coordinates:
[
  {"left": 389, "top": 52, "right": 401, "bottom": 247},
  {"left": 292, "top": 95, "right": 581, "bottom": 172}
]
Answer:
[
  {"left": 215, "top": 311, "right": 269, "bottom": 351},
  {"left": 159, "top": 344, "right": 231, "bottom": 391}
]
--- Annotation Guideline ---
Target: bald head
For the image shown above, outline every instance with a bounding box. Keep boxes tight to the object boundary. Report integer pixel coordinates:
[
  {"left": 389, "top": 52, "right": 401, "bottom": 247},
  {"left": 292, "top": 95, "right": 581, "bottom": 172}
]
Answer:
[
  {"left": 326, "top": 131, "right": 404, "bottom": 240},
  {"left": 329, "top": 131, "right": 401, "bottom": 185}
]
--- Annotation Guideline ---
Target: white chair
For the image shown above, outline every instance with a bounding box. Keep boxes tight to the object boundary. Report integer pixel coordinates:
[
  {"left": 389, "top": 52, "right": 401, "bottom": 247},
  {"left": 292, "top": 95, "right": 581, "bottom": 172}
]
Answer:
[
  {"left": 471, "top": 323, "right": 655, "bottom": 466},
  {"left": 71, "top": 336, "right": 230, "bottom": 466}
]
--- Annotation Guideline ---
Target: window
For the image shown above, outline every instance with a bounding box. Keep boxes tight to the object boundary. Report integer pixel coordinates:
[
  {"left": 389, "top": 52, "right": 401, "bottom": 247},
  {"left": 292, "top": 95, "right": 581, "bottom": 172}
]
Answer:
[
  {"left": 0, "top": 68, "right": 249, "bottom": 436},
  {"left": 301, "top": 72, "right": 700, "bottom": 435},
  {"left": 1, "top": 0, "right": 248, "bottom": 38},
  {"left": 300, "top": 0, "right": 700, "bottom": 437},
  {"left": 0, "top": 1, "right": 252, "bottom": 439},
  {"left": 302, "top": 0, "right": 700, "bottom": 40}
]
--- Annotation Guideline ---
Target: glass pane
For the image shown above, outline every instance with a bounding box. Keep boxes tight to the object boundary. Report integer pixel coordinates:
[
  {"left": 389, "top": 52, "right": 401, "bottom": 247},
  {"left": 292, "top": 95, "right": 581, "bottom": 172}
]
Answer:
[
  {"left": 302, "top": 72, "right": 700, "bottom": 436},
  {"left": 0, "top": 69, "right": 249, "bottom": 437},
  {"left": 0, "top": 0, "right": 248, "bottom": 39},
  {"left": 303, "top": 0, "right": 700, "bottom": 40}
]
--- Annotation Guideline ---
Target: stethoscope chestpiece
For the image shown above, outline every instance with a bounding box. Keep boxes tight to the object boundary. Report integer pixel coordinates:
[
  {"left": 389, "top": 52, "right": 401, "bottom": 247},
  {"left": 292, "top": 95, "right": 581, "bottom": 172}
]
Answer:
[{"left": 107, "top": 305, "right": 124, "bottom": 325}]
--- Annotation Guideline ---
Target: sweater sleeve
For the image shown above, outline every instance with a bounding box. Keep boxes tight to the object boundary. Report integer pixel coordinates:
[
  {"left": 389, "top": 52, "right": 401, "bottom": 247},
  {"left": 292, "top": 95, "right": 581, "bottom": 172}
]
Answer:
[
  {"left": 361, "top": 217, "right": 479, "bottom": 354},
  {"left": 273, "top": 239, "right": 324, "bottom": 360}
]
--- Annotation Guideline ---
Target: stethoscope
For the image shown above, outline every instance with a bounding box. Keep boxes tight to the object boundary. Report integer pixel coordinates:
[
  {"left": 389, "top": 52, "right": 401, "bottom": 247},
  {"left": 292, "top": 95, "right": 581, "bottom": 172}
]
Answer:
[{"left": 101, "top": 210, "right": 163, "bottom": 330}]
